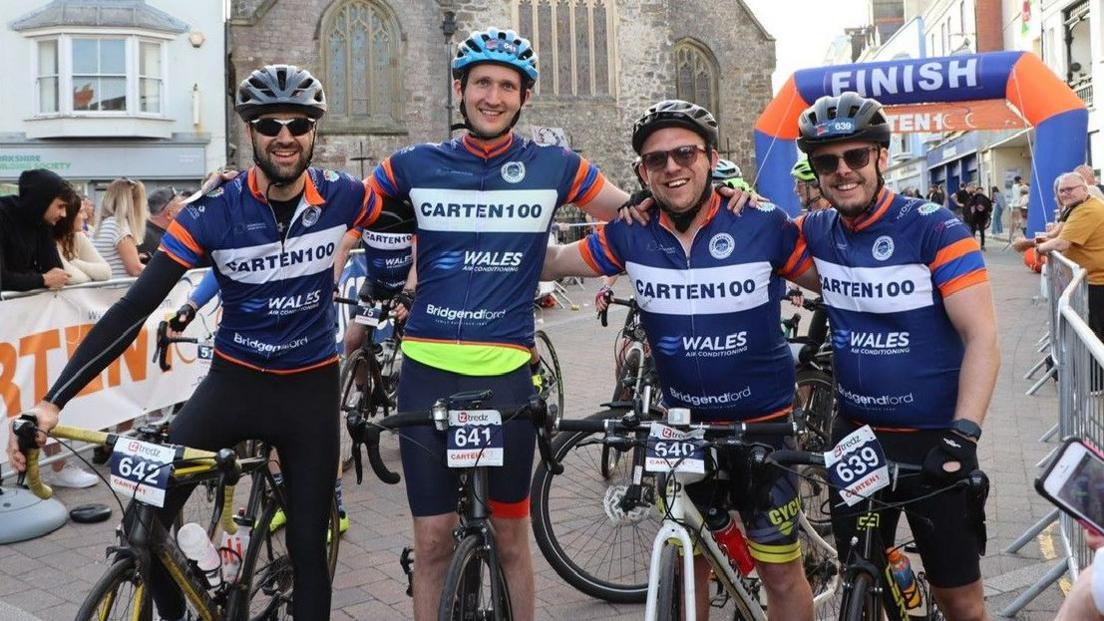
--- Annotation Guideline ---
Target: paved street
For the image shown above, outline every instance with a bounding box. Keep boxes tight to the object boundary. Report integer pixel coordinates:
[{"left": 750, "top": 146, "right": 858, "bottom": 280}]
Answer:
[{"left": 0, "top": 243, "right": 1075, "bottom": 620}]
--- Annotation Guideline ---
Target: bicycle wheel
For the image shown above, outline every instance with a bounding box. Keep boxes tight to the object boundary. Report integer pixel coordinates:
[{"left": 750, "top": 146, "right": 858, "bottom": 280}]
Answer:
[
  {"left": 338, "top": 350, "right": 371, "bottom": 472},
  {"left": 797, "top": 513, "right": 843, "bottom": 620},
  {"left": 602, "top": 349, "right": 641, "bottom": 479},
  {"left": 794, "top": 368, "right": 835, "bottom": 453},
  {"left": 240, "top": 492, "right": 341, "bottom": 619},
  {"left": 840, "top": 572, "right": 878, "bottom": 621},
  {"left": 438, "top": 533, "right": 512, "bottom": 621},
  {"left": 654, "top": 544, "right": 683, "bottom": 621},
  {"left": 534, "top": 330, "right": 564, "bottom": 416},
  {"left": 75, "top": 556, "right": 152, "bottom": 621},
  {"left": 530, "top": 409, "right": 658, "bottom": 603}
]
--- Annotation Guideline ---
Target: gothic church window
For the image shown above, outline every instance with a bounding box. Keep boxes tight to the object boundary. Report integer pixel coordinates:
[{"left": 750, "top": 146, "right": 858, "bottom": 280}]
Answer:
[
  {"left": 322, "top": 0, "right": 401, "bottom": 127},
  {"left": 674, "top": 39, "right": 719, "bottom": 119},
  {"left": 514, "top": 0, "right": 616, "bottom": 97}
]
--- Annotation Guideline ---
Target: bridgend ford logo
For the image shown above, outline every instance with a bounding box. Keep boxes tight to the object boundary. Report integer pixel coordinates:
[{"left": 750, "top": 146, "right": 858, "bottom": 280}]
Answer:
[
  {"left": 837, "top": 384, "right": 914, "bottom": 407},
  {"left": 501, "top": 161, "right": 526, "bottom": 183},
  {"left": 426, "top": 304, "right": 507, "bottom": 323},
  {"left": 667, "top": 386, "right": 752, "bottom": 407}
]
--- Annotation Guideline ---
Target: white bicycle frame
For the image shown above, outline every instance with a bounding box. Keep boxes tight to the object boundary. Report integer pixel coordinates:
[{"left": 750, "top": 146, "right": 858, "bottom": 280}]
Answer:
[{"left": 642, "top": 461, "right": 840, "bottom": 621}]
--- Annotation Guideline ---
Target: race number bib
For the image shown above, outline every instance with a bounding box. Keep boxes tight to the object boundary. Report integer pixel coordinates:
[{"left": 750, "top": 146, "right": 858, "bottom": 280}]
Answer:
[
  {"left": 824, "top": 425, "right": 890, "bottom": 506},
  {"left": 645, "top": 424, "right": 706, "bottom": 474},
  {"left": 355, "top": 304, "right": 381, "bottom": 327},
  {"left": 197, "top": 342, "right": 214, "bottom": 361},
  {"left": 109, "top": 439, "right": 175, "bottom": 507},
  {"left": 446, "top": 409, "right": 504, "bottom": 468}
]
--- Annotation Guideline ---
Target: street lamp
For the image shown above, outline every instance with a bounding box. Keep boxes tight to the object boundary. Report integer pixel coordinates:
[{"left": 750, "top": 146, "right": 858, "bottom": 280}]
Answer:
[{"left": 442, "top": 11, "right": 457, "bottom": 137}]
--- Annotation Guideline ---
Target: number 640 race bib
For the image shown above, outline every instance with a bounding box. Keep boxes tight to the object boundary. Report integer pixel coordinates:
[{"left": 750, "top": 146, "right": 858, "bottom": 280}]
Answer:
[
  {"left": 446, "top": 409, "right": 504, "bottom": 468},
  {"left": 824, "top": 425, "right": 890, "bottom": 506}
]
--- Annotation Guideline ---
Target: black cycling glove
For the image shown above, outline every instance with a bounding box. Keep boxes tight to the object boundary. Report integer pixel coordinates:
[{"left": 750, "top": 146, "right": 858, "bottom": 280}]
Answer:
[
  {"left": 393, "top": 289, "right": 415, "bottom": 313},
  {"left": 619, "top": 189, "right": 653, "bottom": 214},
  {"left": 922, "top": 431, "right": 978, "bottom": 482},
  {"left": 169, "top": 303, "right": 196, "bottom": 332}
]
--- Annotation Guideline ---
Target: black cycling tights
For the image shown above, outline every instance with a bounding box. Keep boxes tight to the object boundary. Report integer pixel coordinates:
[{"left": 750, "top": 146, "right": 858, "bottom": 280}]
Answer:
[{"left": 149, "top": 357, "right": 339, "bottom": 620}]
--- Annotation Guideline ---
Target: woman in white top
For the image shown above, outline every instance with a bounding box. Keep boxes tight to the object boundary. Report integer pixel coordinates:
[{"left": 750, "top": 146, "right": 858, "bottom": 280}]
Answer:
[
  {"left": 54, "top": 195, "right": 110, "bottom": 284},
  {"left": 93, "top": 178, "right": 149, "bottom": 278}
]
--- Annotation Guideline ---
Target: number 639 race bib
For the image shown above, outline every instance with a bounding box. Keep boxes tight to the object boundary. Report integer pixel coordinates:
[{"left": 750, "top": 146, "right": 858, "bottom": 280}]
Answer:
[{"left": 824, "top": 425, "right": 890, "bottom": 506}]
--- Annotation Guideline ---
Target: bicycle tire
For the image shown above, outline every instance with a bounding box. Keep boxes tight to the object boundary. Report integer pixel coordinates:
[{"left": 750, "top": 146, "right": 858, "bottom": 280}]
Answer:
[
  {"left": 338, "top": 350, "right": 371, "bottom": 472},
  {"left": 534, "top": 330, "right": 565, "bottom": 417},
  {"left": 438, "top": 533, "right": 512, "bottom": 621},
  {"left": 654, "top": 544, "right": 683, "bottom": 621},
  {"left": 602, "top": 352, "right": 639, "bottom": 479},
  {"left": 240, "top": 491, "right": 341, "bottom": 620},
  {"left": 530, "top": 409, "right": 657, "bottom": 603},
  {"left": 840, "top": 572, "right": 877, "bottom": 621},
  {"left": 794, "top": 368, "right": 835, "bottom": 453},
  {"left": 75, "top": 556, "right": 152, "bottom": 621}
]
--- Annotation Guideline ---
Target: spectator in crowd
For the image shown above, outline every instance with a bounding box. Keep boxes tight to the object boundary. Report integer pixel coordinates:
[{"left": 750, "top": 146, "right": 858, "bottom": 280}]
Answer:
[
  {"left": 1055, "top": 527, "right": 1104, "bottom": 621},
  {"left": 138, "top": 187, "right": 185, "bottom": 260},
  {"left": 1011, "top": 175, "right": 1025, "bottom": 202},
  {"left": 927, "top": 183, "right": 945, "bottom": 207},
  {"left": 1076, "top": 164, "right": 1104, "bottom": 200},
  {"left": 951, "top": 183, "right": 970, "bottom": 219},
  {"left": 0, "top": 168, "right": 71, "bottom": 292},
  {"left": 79, "top": 194, "right": 94, "bottom": 233},
  {"left": 93, "top": 178, "right": 149, "bottom": 278},
  {"left": 990, "top": 185, "right": 1006, "bottom": 236},
  {"left": 1016, "top": 172, "right": 1104, "bottom": 338},
  {"left": 1009, "top": 182, "right": 1030, "bottom": 244},
  {"left": 965, "top": 184, "right": 992, "bottom": 250},
  {"left": 53, "top": 195, "right": 110, "bottom": 284}
]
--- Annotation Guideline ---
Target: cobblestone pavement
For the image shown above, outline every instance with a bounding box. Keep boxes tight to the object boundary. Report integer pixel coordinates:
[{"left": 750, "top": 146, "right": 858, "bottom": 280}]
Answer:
[{"left": 0, "top": 245, "right": 1073, "bottom": 620}]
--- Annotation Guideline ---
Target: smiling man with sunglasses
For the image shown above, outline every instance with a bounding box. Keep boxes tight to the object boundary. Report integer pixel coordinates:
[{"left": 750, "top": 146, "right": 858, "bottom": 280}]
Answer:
[
  {"left": 8, "top": 64, "right": 382, "bottom": 621},
  {"left": 794, "top": 92, "right": 999, "bottom": 621},
  {"left": 542, "top": 99, "right": 821, "bottom": 621}
]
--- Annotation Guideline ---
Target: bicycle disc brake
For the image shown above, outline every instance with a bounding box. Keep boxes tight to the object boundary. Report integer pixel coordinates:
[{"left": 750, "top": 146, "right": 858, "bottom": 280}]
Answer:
[{"left": 602, "top": 484, "right": 651, "bottom": 525}]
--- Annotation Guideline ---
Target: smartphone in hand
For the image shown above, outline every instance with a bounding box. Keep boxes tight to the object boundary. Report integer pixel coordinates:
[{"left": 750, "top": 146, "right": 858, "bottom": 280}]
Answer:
[{"left": 1036, "top": 437, "right": 1104, "bottom": 534}]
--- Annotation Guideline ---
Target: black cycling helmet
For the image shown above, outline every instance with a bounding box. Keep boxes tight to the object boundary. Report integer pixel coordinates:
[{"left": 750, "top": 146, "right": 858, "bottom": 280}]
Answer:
[
  {"left": 796, "top": 92, "right": 890, "bottom": 154},
  {"left": 235, "top": 64, "right": 327, "bottom": 122},
  {"left": 632, "top": 100, "right": 718, "bottom": 154}
]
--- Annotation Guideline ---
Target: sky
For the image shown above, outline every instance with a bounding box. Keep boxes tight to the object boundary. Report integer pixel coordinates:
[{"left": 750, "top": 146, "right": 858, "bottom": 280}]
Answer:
[{"left": 742, "top": 0, "right": 870, "bottom": 93}]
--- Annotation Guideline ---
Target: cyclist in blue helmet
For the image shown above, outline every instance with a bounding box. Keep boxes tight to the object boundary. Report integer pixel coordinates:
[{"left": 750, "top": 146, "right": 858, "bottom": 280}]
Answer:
[{"left": 452, "top": 27, "right": 539, "bottom": 140}]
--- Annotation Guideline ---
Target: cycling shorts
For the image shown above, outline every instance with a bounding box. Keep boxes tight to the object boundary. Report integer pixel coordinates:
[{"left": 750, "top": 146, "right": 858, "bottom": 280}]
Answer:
[
  {"left": 829, "top": 418, "right": 984, "bottom": 589},
  {"left": 357, "top": 279, "right": 402, "bottom": 303},
  {"left": 685, "top": 434, "right": 802, "bottom": 565},
  {"left": 395, "top": 357, "right": 536, "bottom": 518}
]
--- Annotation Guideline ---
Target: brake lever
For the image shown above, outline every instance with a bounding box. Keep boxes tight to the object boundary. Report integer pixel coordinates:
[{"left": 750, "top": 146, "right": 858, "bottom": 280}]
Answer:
[
  {"left": 352, "top": 440, "right": 364, "bottom": 485},
  {"left": 365, "top": 427, "right": 401, "bottom": 485},
  {"left": 155, "top": 321, "right": 171, "bottom": 371}
]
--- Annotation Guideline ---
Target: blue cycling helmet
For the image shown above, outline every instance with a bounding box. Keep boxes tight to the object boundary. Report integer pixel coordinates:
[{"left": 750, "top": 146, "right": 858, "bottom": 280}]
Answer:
[
  {"left": 712, "top": 159, "right": 742, "bottom": 182},
  {"left": 452, "top": 28, "right": 539, "bottom": 87},
  {"left": 797, "top": 92, "right": 890, "bottom": 154}
]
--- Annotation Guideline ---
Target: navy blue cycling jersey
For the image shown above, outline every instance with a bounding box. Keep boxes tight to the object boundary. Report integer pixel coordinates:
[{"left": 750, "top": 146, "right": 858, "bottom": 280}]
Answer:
[
  {"left": 582, "top": 194, "right": 811, "bottom": 421},
  {"left": 797, "top": 188, "right": 988, "bottom": 429},
  {"left": 353, "top": 228, "right": 414, "bottom": 293},
  {"left": 161, "top": 168, "right": 378, "bottom": 372},
  {"left": 371, "top": 132, "right": 605, "bottom": 374}
]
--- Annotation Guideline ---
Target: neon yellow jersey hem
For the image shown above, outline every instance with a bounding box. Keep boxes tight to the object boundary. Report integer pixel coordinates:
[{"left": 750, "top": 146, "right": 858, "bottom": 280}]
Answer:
[{"left": 401, "top": 340, "right": 531, "bottom": 376}]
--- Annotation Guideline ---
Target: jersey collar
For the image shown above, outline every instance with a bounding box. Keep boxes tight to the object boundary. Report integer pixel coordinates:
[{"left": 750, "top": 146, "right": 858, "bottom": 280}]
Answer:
[
  {"left": 841, "top": 186, "right": 894, "bottom": 232},
  {"left": 657, "top": 191, "right": 722, "bottom": 236},
  {"left": 461, "top": 132, "right": 515, "bottom": 160},
  {"left": 247, "top": 167, "right": 326, "bottom": 207}
]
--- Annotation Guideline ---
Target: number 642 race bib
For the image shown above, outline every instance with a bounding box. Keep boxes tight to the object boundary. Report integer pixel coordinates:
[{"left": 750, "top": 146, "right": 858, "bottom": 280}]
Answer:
[
  {"left": 109, "top": 439, "right": 175, "bottom": 507},
  {"left": 824, "top": 425, "right": 890, "bottom": 506}
]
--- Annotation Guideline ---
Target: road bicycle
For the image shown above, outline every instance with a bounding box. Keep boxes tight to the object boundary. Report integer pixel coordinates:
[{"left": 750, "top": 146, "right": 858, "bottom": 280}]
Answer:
[
  {"left": 334, "top": 293, "right": 405, "bottom": 471},
  {"left": 11, "top": 414, "right": 340, "bottom": 621},
  {"left": 348, "top": 391, "right": 562, "bottom": 621},
  {"left": 785, "top": 290, "right": 834, "bottom": 455},
  {"left": 553, "top": 411, "right": 842, "bottom": 620},
  {"left": 532, "top": 298, "right": 566, "bottom": 418}
]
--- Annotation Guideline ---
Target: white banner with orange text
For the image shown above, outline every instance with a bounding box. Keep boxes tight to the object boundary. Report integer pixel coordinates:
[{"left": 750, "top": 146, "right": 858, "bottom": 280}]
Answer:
[{"left": 0, "top": 271, "right": 219, "bottom": 465}]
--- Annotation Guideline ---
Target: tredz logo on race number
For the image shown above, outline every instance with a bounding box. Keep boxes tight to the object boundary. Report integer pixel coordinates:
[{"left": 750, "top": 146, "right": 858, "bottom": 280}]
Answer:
[{"left": 645, "top": 424, "right": 706, "bottom": 473}]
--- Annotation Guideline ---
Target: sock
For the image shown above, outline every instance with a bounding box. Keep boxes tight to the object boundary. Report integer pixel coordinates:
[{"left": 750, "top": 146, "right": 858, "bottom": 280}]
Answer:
[
  {"left": 272, "top": 472, "right": 284, "bottom": 486},
  {"left": 334, "top": 478, "right": 346, "bottom": 515}
]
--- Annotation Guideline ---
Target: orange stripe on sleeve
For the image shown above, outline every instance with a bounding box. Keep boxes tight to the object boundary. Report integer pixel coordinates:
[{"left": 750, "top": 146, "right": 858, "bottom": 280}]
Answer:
[
  {"left": 780, "top": 237, "right": 808, "bottom": 276},
  {"left": 939, "top": 269, "right": 989, "bottom": 297},
  {"left": 579, "top": 242, "right": 602, "bottom": 274},
  {"left": 930, "top": 237, "right": 981, "bottom": 271},
  {"left": 574, "top": 173, "right": 606, "bottom": 207},
  {"left": 596, "top": 227, "right": 623, "bottom": 270},
  {"left": 567, "top": 158, "right": 596, "bottom": 204},
  {"left": 166, "top": 221, "right": 203, "bottom": 255},
  {"left": 159, "top": 248, "right": 192, "bottom": 268},
  {"left": 380, "top": 159, "right": 398, "bottom": 196}
]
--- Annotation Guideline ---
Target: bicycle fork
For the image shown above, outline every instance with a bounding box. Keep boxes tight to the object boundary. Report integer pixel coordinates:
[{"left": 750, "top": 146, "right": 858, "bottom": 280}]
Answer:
[{"left": 645, "top": 520, "right": 698, "bottom": 621}]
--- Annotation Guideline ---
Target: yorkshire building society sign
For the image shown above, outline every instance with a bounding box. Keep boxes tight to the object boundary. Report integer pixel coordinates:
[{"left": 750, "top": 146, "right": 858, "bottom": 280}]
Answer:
[{"left": 0, "top": 143, "right": 207, "bottom": 180}]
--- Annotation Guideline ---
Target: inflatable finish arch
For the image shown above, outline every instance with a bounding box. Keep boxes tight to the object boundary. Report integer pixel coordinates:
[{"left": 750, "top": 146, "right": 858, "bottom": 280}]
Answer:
[{"left": 753, "top": 51, "right": 1087, "bottom": 235}]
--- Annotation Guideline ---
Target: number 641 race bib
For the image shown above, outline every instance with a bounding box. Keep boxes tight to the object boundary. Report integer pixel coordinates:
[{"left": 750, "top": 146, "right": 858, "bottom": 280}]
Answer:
[
  {"left": 824, "top": 425, "right": 890, "bottom": 506},
  {"left": 446, "top": 409, "right": 504, "bottom": 468}
]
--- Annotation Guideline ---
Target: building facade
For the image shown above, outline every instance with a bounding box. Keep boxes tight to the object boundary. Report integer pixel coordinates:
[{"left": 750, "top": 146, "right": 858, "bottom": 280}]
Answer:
[
  {"left": 227, "top": 0, "right": 776, "bottom": 199},
  {"left": 0, "top": 0, "right": 228, "bottom": 201}
]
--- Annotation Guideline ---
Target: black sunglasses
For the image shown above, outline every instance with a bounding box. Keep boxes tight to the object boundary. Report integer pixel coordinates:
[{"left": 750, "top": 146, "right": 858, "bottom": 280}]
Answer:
[
  {"left": 640, "top": 145, "right": 708, "bottom": 172},
  {"left": 250, "top": 117, "right": 316, "bottom": 137},
  {"left": 810, "top": 146, "right": 879, "bottom": 175}
]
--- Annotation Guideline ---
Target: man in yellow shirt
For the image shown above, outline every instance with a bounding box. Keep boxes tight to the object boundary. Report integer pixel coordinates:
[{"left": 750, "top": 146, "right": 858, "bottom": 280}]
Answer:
[{"left": 1031, "top": 172, "right": 1104, "bottom": 337}]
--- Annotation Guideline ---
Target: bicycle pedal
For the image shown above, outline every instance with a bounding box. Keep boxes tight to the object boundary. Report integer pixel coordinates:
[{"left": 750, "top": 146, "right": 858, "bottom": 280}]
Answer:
[{"left": 400, "top": 546, "right": 415, "bottom": 598}]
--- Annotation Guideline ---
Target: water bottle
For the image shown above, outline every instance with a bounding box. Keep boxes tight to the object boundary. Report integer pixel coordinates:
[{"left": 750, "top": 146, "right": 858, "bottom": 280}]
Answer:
[
  {"left": 704, "top": 508, "right": 755, "bottom": 576},
  {"left": 177, "top": 522, "right": 222, "bottom": 589},
  {"left": 218, "top": 511, "right": 253, "bottom": 583},
  {"left": 886, "top": 547, "right": 922, "bottom": 609}
]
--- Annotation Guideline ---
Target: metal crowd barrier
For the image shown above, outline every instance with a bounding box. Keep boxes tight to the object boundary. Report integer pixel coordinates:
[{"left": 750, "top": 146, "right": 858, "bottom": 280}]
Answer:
[{"left": 1002, "top": 251, "right": 1097, "bottom": 617}]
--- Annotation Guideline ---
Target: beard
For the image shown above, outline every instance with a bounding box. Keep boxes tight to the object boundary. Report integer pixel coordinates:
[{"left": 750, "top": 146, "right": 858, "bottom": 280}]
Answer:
[
  {"left": 252, "top": 135, "right": 313, "bottom": 185},
  {"left": 822, "top": 172, "right": 879, "bottom": 218}
]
